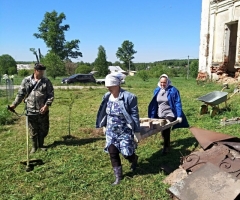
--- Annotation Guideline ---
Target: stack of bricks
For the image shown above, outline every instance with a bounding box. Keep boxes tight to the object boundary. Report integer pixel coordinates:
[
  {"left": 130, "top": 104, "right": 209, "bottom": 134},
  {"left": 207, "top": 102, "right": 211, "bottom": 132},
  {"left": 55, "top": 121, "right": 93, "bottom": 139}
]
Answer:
[
  {"left": 196, "top": 71, "right": 208, "bottom": 84},
  {"left": 140, "top": 118, "right": 167, "bottom": 134}
]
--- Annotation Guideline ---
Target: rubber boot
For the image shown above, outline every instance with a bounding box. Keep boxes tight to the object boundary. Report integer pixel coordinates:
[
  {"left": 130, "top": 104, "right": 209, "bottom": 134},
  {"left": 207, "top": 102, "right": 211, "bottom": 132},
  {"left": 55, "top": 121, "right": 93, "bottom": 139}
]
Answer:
[
  {"left": 161, "top": 131, "right": 170, "bottom": 156},
  {"left": 112, "top": 166, "right": 123, "bottom": 185},
  {"left": 38, "top": 135, "right": 47, "bottom": 151},
  {"left": 130, "top": 154, "right": 138, "bottom": 171},
  {"left": 30, "top": 137, "right": 38, "bottom": 154}
]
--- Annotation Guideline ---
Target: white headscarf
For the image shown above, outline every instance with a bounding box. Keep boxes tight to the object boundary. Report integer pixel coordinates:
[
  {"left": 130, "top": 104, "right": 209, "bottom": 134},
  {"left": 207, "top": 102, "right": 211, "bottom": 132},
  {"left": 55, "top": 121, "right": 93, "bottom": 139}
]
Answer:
[
  {"left": 105, "top": 72, "right": 126, "bottom": 87},
  {"left": 158, "top": 74, "right": 172, "bottom": 95}
]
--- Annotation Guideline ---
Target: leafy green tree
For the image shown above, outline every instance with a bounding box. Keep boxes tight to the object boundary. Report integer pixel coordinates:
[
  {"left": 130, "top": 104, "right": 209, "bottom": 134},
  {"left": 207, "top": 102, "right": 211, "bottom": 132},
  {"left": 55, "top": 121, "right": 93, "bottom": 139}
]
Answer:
[
  {"left": 18, "top": 69, "right": 32, "bottom": 77},
  {"left": 189, "top": 60, "right": 199, "bottom": 78},
  {"left": 137, "top": 70, "right": 149, "bottom": 81},
  {"left": 113, "top": 61, "right": 122, "bottom": 66},
  {"left": 0, "top": 54, "right": 17, "bottom": 75},
  {"left": 41, "top": 52, "right": 65, "bottom": 79},
  {"left": 116, "top": 40, "right": 137, "bottom": 71},
  {"left": 33, "top": 10, "right": 82, "bottom": 60},
  {"left": 65, "top": 59, "right": 77, "bottom": 75},
  {"left": 30, "top": 48, "right": 41, "bottom": 63},
  {"left": 94, "top": 45, "right": 108, "bottom": 77},
  {"left": 75, "top": 64, "right": 92, "bottom": 74}
]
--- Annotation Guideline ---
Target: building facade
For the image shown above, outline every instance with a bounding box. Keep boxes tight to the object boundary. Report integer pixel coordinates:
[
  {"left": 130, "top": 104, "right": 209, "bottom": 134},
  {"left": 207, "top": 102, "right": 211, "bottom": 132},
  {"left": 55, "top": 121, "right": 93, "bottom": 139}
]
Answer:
[{"left": 199, "top": 0, "right": 240, "bottom": 80}]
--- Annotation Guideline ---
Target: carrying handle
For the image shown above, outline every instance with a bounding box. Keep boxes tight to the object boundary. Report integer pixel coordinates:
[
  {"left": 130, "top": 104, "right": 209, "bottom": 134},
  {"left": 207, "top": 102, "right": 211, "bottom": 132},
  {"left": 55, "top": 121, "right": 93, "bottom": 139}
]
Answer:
[{"left": 227, "top": 89, "right": 239, "bottom": 100}]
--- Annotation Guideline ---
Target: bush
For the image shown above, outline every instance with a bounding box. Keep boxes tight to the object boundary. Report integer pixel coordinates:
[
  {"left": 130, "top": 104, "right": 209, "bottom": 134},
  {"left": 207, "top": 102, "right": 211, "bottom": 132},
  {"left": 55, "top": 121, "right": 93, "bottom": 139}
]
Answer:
[
  {"left": 18, "top": 69, "right": 32, "bottom": 77},
  {"left": 190, "top": 60, "right": 199, "bottom": 78},
  {"left": 137, "top": 70, "right": 149, "bottom": 81},
  {"left": 0, "top": 106, "right": 13, "bottom": 125},
  {"left": 75, "top": 65, "right": 92, "bottom": 74}
]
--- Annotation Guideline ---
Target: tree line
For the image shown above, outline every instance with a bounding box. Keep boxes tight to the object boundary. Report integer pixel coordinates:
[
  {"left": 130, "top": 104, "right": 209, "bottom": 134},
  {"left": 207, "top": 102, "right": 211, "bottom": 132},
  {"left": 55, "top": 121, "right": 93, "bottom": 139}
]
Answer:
[{"left": 0, "top": 10, "right": 199, "bottom": 79}]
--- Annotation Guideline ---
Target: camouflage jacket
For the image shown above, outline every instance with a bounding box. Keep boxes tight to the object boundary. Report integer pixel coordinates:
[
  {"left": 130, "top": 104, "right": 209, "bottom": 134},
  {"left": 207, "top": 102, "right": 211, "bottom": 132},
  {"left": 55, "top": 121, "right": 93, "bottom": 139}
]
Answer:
[{"left": 13, "top": 74, "right": 54, "bottom": 113}]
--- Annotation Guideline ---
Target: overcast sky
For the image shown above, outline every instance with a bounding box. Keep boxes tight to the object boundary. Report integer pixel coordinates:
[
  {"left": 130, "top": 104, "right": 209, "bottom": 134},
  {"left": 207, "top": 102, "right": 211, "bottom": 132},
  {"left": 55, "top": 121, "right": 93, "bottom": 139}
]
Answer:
[{"left": 0, "top": 0, "right": 202, "bottom": 63}]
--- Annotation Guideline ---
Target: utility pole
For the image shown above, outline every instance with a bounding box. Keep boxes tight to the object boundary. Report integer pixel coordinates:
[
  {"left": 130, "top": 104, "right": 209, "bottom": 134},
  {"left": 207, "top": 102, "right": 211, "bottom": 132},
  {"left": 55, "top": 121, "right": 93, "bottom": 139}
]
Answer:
[{"left": 187, "top": 55, "right": 189, "bottom": 79}]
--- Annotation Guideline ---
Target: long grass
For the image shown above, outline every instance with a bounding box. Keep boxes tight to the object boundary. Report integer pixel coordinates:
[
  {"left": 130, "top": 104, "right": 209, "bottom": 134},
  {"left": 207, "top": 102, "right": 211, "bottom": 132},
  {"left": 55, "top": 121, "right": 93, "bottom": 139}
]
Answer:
[{"left": 1, "top": 76, "right": 240, "bottom": 199}]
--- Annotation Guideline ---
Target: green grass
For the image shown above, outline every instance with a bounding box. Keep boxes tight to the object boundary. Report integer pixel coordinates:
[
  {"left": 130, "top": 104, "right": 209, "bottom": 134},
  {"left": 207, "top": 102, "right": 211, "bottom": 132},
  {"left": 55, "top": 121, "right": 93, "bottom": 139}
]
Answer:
[{"left": 1, "top": 76, "right": 240, "bottom": 199}]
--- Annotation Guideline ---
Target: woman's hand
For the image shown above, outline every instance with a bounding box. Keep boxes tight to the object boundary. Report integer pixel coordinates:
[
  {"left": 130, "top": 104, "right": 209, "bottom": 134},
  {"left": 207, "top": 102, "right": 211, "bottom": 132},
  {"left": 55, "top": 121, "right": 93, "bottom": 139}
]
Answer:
[
  {"left": 134, "top": 132, "right": 141, "bottom": 143},
  {"left": 177, "top": 117, "right": 182, "bottom": 123}
]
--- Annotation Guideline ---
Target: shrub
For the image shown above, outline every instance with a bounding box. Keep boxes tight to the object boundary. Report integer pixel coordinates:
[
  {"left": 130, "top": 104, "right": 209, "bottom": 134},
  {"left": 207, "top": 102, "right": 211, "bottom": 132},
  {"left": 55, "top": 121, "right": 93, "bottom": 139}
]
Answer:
[
  {"left": 0, "top": 106, "right": 13, "bottom": 125},
  {"left": 18, "top": 69, "right": 32, "bottom": 77},
  {"left": 137, "top": 70, "right": 149, "bottom": 81},
  {"left": 75, "top": 65, "right": 92, "bottom": 74}
]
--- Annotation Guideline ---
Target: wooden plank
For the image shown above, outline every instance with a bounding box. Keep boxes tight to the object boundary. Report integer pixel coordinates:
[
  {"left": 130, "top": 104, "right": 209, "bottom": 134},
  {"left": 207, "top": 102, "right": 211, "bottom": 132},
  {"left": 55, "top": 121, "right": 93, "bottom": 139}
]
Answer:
[
  {"left": 220, "top": 117, "right": 240, "bottom": 126},
  {"left": 135, "top": 118, "right": 179, "bottom": 142}
]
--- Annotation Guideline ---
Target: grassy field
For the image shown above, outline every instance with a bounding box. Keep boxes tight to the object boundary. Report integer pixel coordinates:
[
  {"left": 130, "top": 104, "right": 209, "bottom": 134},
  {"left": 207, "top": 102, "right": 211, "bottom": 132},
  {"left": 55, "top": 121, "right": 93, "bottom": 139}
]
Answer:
[{"left": 1, "top": 76, "right": 240, "bottom": 200}]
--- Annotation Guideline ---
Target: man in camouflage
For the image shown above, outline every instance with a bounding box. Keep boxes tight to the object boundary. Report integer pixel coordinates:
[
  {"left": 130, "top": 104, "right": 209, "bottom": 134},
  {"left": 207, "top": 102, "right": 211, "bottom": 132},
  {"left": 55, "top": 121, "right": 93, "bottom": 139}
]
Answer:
[{"left": 10, "top": 63, "right": 54, "bottom": 153}]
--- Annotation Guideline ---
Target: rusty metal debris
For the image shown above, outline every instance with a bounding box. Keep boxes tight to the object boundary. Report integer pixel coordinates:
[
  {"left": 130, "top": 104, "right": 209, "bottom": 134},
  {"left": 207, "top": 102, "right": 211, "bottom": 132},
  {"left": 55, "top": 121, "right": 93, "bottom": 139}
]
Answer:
[
  {"left": 169, "top": 163, "right": 240, "bottom": 200},
  {"left": 189, "top": 127, "right": 237, "bottom": 150},
  {"left": 181, "top": 143, "right": 240, "bottom": 179},
  {"left": 165, "top": 127, "right": 240, "bottom": 200},
  {"left": 218, "top": 141, "right": 240, "bottom": 152},
  {"left": 182, "top": 143, "right": 228, "bottom": 173}
]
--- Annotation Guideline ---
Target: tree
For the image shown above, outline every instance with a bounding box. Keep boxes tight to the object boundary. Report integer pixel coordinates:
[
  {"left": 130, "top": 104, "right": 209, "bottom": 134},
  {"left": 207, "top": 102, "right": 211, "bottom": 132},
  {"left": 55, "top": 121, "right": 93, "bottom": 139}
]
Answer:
[
  {"left": 18, "top": 69, "right": 32, "bottom": 77},
  {"left": 190, "top": 60, "right": 199, "bottom": 78},
  {"left": 0, "top": 54, "right": 17, "bottom": 75},
  {"left": 94, "top": 45, "right": 108, "bottom": 77},
  {"left": 75, "top": 64, "right": 92, "bottom": 74},
  {"left": 65, "top": 59, "right": 77, "bottom": 75},
  {"left": 116, "top": 40, "right": 137, "bottom": 71},
  {"left": 33, "top": 10, "right": 82, "bottom": 60},
  {"left": 137, "top": 70, "right": 149, "bottom": 81},
  {"left": 41, "top": 52, "right": 65, "bottom": 79}
]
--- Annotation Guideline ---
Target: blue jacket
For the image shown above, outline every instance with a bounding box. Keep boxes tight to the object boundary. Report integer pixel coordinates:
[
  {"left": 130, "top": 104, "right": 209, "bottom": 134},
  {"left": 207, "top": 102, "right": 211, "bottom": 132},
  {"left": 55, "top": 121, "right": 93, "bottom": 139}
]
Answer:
[
  {"left": 148, "top": 85, "right": 189, "bottom": 129},
  {"left": 96, "top": 88, "right": 140, "bottom": 133}
]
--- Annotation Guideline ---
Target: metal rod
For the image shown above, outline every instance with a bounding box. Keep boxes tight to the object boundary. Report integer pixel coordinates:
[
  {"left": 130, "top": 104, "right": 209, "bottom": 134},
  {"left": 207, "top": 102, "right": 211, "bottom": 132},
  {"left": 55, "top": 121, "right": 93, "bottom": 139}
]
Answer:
[{"left": 26, "top": 114, "right": 29, "bottom": 167}]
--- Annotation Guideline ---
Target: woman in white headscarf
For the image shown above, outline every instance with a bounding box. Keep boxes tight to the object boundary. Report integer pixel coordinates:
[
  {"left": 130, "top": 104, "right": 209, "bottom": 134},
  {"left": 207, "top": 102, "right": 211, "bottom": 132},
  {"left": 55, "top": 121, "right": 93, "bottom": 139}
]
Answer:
[
  {"left": 96, "top": 72, "right": 140, "bottom": 185},
  {"left": 148, "top": 74, "right": 189, "bottom": 155}
]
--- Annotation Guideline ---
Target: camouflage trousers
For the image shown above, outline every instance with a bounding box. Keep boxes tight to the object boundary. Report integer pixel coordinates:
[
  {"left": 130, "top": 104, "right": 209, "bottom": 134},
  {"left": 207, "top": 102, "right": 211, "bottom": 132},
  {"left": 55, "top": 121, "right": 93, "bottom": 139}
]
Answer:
[{"left": 28, "top": 111, "right": 49, "bottom": 139}]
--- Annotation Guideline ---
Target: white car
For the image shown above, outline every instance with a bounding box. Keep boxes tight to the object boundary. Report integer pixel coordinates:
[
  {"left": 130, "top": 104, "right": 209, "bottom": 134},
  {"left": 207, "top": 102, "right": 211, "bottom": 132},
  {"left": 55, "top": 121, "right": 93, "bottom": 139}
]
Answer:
[{"left": 95, "top": 78, "right": 125, "bottom": 84}]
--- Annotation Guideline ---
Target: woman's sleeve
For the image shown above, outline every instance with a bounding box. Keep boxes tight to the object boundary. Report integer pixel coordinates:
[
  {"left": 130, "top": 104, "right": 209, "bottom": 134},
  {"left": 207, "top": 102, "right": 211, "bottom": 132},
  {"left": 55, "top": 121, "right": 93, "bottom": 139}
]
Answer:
[
  {"left": 129, "top": 95, "right": 140, "bottom": 132},
  {"left": 174, "top": 89, "right": 183, "bottom": 117}
]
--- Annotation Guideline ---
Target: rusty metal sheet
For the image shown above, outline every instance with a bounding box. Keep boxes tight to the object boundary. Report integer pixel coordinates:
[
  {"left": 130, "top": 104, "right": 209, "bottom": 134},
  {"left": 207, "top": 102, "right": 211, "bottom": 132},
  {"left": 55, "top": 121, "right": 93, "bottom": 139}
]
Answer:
[
  {"left": 181, "top": 144, "right": 240, "bottom": 179},
  {"left": 190, "top": 127, "right": 237, "bottom": 150},
  {"left": 182, "top": 144, "right": 229, "bottom": 172},
  {"left": 219, "top": 157, "right": 240, "bottom": 179},
  {"left": 218, "top": 141, "right": 240, "bottom": 152},
  {"left": 169, "top": 163, "right": 240, "bottom": 200}
]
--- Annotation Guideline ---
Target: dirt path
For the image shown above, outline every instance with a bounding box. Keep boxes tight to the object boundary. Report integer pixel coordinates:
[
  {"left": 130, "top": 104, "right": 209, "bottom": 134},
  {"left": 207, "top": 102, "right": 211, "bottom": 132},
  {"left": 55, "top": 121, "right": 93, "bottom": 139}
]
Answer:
[{"left": 0, "top": 85, "right": 105, "bottom": 90}]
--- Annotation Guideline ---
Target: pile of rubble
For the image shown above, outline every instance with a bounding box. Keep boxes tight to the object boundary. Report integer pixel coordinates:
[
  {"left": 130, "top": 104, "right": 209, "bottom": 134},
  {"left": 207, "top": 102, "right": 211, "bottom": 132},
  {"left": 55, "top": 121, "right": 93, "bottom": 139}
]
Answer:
[
  {"left": 196, "top": 57, "right": 240, "bottom": 84},
  {"left": 210, "top": 59, "right": 240, "bottom": 84},
  {"left": 164, "top": 127, "right": 240, "bottom": 200}
]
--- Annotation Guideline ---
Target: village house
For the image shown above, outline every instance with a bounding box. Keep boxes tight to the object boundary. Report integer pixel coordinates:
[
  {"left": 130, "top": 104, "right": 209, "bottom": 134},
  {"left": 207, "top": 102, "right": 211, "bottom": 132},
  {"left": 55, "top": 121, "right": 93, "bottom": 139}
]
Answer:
[
  {"left": 199, "top": 0, "right": 240, "bottom": 83},
  {"left": 108, "top": 66, "right": 128, "bottom": 75},
  {"left": 16, "top": 64, "right": 33, "bottom": 71}
]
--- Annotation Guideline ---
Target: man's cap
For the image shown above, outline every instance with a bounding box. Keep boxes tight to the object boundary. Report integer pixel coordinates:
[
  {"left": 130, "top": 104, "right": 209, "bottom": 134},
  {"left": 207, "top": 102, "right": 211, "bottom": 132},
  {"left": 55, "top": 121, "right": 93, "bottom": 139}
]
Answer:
[{"left": 34, "top": 63, "right": 46, "bottom": 70}]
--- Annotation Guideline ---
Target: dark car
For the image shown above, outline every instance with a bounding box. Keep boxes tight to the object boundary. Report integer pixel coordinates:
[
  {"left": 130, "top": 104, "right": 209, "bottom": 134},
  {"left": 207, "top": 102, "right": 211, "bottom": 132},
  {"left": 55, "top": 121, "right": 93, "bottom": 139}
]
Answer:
[{"left": 61, "top": 74, "right": 96, "bottom": 84}]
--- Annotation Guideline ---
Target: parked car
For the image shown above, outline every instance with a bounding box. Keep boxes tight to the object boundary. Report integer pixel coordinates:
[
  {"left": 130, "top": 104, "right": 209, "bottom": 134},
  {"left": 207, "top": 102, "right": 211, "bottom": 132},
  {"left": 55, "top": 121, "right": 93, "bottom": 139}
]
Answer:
[{"left": 61, "top": 74, "right": 96, "bottom": 84}]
